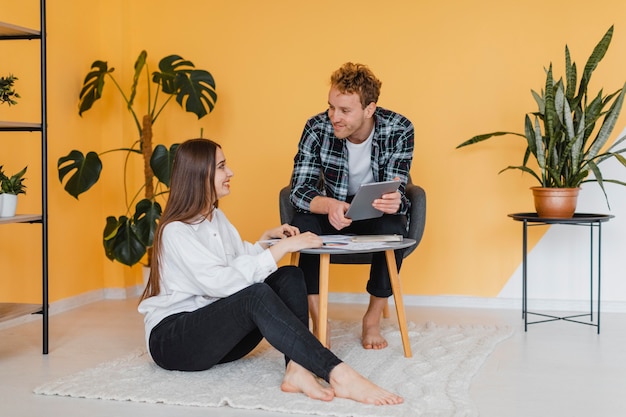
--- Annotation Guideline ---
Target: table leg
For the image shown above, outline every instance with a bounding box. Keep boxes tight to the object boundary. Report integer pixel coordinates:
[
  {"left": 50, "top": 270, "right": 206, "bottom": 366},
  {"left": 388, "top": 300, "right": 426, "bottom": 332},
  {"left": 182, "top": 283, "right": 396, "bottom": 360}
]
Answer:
[
  {"left": 385, "top": 250, "right": 413, "bottom": 358},
  {"left": 597, "top": 223, "right": 602, "bottom": 334},
  {"left": 318, "top": 253, "right": 330, "bottom": 348},
  {"left": 522, "top": 219, "right": 528, "bottom": 331},
  {"left": 590, "top": 226, "right": 594, "bottom": 323},
  {"left": 290, "top": 252, "right": 300, "bottom": 266}
]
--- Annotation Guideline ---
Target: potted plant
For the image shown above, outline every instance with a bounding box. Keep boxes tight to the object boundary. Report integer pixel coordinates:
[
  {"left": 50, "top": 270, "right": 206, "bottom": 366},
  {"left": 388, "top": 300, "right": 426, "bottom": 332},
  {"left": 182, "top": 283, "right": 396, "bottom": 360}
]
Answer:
[
  {"left": 57, "top": 51, "right": 217, "bottom": 266},
  {"left": 0, "top": 165, "right": 27, "bottom": 217},
  {"left": 457, "top": 26, "right": 626, "bottom": 218},
  {"left": 0, "top": 74, "right": 20, "bottom": 106}
]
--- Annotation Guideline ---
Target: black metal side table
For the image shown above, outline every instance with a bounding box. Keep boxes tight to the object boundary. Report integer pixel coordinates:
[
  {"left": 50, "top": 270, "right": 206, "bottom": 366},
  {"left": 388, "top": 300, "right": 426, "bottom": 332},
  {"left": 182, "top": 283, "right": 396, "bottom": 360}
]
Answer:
[{"left": 508, "top": 213, "right": 614, "bottom": 333}]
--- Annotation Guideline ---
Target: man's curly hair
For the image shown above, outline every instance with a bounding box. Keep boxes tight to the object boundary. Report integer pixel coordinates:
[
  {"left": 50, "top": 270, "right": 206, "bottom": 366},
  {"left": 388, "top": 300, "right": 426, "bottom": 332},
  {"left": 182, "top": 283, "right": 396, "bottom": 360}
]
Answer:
[{"left": 330, "top": 62, "right": 382, "bottom": 108}]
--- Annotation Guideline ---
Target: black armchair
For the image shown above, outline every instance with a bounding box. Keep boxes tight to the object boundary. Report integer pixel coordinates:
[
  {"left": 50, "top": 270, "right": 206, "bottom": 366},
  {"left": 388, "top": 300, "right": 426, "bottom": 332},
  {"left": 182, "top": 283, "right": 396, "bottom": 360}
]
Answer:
[{"left": 278, "top": 176, "right": 426, "bottom": 264}]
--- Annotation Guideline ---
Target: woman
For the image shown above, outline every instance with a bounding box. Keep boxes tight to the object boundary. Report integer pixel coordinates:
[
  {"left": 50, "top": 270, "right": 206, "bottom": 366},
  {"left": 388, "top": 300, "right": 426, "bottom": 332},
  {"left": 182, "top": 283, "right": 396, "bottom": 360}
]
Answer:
[{"left": 138, "top": 138, "right": 403, "bottom": 405}]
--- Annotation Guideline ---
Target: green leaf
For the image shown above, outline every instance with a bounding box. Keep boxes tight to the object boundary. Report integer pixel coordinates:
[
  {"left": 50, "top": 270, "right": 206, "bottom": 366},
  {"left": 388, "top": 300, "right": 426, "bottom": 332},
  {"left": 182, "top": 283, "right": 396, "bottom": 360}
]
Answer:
[
  {"left": 578, "top": 25, "right": 613, "bottom": 98},
  {"left": 570, "top": 107, "right": 585, "bottom": 171},
  {"left": 587, "top": 160, "right": 609, "bottom": 208},
  {"left": 57, "top": 150, "right": 103, "bottom": 199},
  {"left": 177, "top": 70, "right": 218, "bottom": 118},
  {"left": 456, "top": 131, "right": 524, "bottom": 149},
  {"left": 78, "top": 61, "right": 113, "bottom": 116},
  {"left": 0, "top": 166, "right": 27, "bottom": 194},
  {"left": 532, "top": 116, "right": 545, "bottom": 170},
  {"left": 154, "top": 54, "right": 194, "bottom": 94},
  {"left": 564, "top": 46, "right": 577, "bottom": 102},
  {"left": 544, "top": 64, "right": 556, "bottom": 142},
  {"left": 499, "top": 165, "right": 543, "bottom": 184},
  {"left": 128, "top": 50, "right": 147, "bottom": 109},
  {"left": 531, "top": 89, "right": 545, "bottom": 114},
  {"left": 103, "top": 215, "right": 147, "bottom": 266},
  {"left": 133, "top": 199, "right": 162, "bottom": 247},
  {"left": 587, "top": 84, "right": 626, "bottom": 160},
  {"left": 151, "top": 143, "right": 178, "bottom": 187},
  {"left": 152, "top": 55, "right": 218, "bottom": 120}
]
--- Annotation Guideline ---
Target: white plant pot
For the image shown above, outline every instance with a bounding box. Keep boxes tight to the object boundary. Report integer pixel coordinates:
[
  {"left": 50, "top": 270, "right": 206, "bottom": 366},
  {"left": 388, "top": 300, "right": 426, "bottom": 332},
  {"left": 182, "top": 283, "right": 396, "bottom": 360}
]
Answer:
[{"left": 0, "top": 193, "right": 18, "bottom": 217}]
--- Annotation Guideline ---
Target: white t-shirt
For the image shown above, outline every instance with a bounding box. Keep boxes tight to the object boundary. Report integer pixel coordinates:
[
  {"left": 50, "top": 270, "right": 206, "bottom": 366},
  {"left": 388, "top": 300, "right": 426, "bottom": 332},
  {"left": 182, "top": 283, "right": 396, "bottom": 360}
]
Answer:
[
  {"left": 346, "top": 127, "right": 375, "bottom": 195},
  {"left": 138, "top": 208, "right": 277, "bottom": 349}
]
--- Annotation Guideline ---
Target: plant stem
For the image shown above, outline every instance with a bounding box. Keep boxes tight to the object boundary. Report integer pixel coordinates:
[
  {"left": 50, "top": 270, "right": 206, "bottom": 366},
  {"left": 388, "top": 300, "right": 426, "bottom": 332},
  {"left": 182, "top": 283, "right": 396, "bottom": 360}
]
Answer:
[{"left": 142, "top": 114, "right": 154, "bottom": 266}]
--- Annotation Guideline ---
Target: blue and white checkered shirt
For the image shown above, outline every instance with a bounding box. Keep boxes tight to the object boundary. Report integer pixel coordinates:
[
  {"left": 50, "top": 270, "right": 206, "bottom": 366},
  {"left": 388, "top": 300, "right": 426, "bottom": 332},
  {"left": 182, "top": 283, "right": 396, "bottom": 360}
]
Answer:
[{"left": 290, "top": 107, "right": 414, "bottom": 215}]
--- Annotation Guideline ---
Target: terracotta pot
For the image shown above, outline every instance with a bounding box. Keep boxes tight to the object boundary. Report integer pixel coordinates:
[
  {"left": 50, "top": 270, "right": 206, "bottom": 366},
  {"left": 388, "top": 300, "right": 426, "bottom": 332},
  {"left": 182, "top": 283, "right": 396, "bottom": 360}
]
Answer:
[{"left": 531, "top": 187, "right": 580, "bottom": 218}]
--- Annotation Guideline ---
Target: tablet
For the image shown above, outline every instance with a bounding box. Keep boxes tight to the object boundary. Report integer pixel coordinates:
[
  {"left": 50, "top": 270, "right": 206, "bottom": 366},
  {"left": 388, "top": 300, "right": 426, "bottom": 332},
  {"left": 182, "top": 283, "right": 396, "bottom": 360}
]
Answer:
[{"left": 345, "top": 180, "right": 401, "bottom": 221}]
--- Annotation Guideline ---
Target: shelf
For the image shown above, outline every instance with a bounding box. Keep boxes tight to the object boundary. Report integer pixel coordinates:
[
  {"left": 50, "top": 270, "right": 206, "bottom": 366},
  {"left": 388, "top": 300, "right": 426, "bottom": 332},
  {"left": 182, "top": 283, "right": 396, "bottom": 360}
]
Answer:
[
  {"left": 0, "top": 303, "right": 42, "bottom": 323},
  {"left": 0, "top": 21, "right": 40, "bottom": 39},
  {"left": 0, "top": 214, "right": 43, "bottom": 225},
  {"left": 1, "top": 1, "right": 48, "bottom": 354},
  {"left": 0, "top": 121, "right": 42, "bottom": 132}
]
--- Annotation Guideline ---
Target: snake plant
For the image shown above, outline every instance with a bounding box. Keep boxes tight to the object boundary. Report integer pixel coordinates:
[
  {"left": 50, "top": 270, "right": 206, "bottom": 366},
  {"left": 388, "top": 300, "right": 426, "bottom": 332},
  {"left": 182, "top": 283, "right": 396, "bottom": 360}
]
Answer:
[{"left": 457, "top": 26, "right": 626, "bottom": 207}]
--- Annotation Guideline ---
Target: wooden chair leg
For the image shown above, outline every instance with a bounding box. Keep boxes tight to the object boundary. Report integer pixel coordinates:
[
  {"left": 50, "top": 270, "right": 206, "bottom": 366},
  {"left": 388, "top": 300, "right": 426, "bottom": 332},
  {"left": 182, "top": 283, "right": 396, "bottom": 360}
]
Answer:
[{"left": 384, "top": 250, "right": 412, "bottom": 358}]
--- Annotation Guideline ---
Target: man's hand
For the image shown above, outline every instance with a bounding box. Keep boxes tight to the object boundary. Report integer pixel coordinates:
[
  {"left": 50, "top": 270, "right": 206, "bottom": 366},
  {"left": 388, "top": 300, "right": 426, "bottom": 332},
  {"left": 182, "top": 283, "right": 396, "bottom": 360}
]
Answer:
[
  {"left": 372, "top": 177, "right": 402, "bottom": 214},
  {"left": 310, "top": 196, "right": 352, "bottom": 230},
  {"left": 327, "top": 199, "right": 352, "bottom": 230}
]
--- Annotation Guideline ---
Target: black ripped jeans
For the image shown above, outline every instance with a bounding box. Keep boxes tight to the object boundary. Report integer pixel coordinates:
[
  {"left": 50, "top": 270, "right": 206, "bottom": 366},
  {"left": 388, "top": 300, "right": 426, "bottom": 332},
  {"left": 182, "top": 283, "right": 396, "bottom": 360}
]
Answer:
[{"left": 148, "top": 266, "right": 342, "bottom": 382}]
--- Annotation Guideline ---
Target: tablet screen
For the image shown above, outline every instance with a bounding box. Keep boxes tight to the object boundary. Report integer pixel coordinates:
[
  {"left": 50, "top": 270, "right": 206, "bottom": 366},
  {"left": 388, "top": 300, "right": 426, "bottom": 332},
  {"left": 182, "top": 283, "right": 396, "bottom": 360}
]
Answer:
[{"left": 344, "top": 180, "right": 400, "bottom": 221}]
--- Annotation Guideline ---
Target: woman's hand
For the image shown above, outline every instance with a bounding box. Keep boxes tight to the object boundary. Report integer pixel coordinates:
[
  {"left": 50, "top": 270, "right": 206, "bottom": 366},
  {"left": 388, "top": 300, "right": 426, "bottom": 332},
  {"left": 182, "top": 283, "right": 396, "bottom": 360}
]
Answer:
[
  {"left": 259, "top": 224, "right": 301, "bottom": 243},
  {"left": 268, "top": 231, "right": 323, "bottom": 262}
]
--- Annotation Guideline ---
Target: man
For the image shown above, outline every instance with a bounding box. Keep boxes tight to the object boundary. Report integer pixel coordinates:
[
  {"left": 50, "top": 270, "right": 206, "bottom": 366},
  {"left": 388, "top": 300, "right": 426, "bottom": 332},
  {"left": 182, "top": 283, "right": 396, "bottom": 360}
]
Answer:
[{"left": 289, "top": 62, "right": 414, "bottom": 350}]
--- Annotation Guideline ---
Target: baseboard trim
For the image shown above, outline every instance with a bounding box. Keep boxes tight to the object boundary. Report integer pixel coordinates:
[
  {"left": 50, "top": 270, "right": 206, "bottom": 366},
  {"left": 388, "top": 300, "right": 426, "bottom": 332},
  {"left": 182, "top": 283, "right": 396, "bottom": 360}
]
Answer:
[
  {"left": 2, "top": 290, "right": 624, "bottom": 330},
  {"left": 330, "top": 293, "right": 626, "bottom": 313}
]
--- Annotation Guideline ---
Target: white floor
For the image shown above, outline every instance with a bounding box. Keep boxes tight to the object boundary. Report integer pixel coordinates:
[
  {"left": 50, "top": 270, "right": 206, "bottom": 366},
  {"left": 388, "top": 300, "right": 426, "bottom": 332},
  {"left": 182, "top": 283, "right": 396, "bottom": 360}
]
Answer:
[{"left": 1, "top": 298, "right": 625, "bottom": 417}]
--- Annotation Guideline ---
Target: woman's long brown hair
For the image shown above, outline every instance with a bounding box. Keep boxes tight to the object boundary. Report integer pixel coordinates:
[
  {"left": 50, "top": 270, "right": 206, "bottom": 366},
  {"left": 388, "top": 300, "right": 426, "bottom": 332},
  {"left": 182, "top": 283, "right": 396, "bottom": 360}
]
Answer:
[{"left": 139, "top": 138, "right": 221, "bottom": 302}]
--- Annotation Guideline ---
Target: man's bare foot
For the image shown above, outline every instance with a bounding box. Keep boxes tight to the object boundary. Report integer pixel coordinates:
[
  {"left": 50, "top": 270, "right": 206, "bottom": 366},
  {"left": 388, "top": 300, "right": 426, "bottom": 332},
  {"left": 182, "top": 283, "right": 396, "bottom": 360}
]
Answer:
[
  {"left": 281, "top": 361, "right": 335, "bottom": 401},
  {"left": 362, "top": 296, "right": 388, "bottom": 349},
  {"left": 362, "top": 319, "right": 388, "bottom": 349},
  {"left": 329, "top": 363, "right": 403, "bottom": 405}
]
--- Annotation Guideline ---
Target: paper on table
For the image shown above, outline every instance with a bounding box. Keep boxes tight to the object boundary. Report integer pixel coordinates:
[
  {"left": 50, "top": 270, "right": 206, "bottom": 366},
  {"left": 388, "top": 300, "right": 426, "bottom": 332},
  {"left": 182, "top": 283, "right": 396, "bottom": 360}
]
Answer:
[
  {"left": 350, "top": 234, "right": 403, "bottom": 243},
  {"left": 259, "top": 235, "right": 396, "bottom": 251},
  {"left": 321, "top": 235, "right": 394, "bottom": 250}
]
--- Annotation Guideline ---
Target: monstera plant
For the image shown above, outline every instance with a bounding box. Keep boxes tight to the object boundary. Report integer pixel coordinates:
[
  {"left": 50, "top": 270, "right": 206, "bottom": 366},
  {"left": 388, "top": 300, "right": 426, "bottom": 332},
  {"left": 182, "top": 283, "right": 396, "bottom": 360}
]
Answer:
[{"left": 58, "top": 51, "right": 217, "bottom": 266}]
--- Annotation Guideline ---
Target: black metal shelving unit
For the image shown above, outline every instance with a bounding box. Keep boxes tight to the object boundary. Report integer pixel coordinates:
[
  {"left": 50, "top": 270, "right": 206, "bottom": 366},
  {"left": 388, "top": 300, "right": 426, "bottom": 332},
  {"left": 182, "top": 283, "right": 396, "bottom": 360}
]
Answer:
[{"left": 0, "top": 0, "right": 48, "bottom": 354}]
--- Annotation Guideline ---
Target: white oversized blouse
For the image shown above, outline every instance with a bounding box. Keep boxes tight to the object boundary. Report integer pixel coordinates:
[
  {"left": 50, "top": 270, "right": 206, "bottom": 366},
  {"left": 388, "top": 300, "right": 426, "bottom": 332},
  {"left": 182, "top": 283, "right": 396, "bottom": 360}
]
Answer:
[{"left": 137, "top": 208, "right": 278, "bottom": 348}]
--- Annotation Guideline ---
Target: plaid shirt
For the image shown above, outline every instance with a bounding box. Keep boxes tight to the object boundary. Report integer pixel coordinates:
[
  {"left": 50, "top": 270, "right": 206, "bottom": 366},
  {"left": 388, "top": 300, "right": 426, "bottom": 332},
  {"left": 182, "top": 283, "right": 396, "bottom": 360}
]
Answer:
[{"left": 290, "top": 107, "right": 414, "bottom": 215}]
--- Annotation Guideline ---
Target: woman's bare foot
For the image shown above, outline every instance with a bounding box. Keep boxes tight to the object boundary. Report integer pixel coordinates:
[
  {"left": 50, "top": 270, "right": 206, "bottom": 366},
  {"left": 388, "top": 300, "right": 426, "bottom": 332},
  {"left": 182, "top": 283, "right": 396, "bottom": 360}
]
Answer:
[
  {"left": 329, "top": 363, "right": 403, "bottom": 405},
  {"left": 281, "top": 361, "right": 335, "bottom": 401},
  {"left": 362, "top": 312, "right": 388, "bottom": 350}
]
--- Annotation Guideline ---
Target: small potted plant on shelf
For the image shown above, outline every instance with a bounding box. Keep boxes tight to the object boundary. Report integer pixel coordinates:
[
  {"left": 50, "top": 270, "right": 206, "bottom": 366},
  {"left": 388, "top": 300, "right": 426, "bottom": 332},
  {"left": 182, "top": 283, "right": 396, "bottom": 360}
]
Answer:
[
  {"left": 0, "top": 165, "right": 27, "bottom": 217},
  {"left": 457, "top": 26, "right": 626, "bottom": 218},
  {"left": 0, "top": 74, "right": 20, "bottom": 106}
]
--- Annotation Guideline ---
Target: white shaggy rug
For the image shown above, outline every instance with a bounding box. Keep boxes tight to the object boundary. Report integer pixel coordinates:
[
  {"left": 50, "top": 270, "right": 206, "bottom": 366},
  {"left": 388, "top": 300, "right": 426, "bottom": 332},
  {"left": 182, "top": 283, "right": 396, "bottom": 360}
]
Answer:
[{"left": 34, "top": 320, "right": 513, "bottom": 417}]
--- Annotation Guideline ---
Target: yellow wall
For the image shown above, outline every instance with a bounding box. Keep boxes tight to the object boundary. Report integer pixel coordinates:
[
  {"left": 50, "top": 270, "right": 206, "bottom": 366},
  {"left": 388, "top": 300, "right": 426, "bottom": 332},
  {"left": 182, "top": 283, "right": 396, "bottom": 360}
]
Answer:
[{"left": 2, "top": 0, "right": 626, "bottom": 304}]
